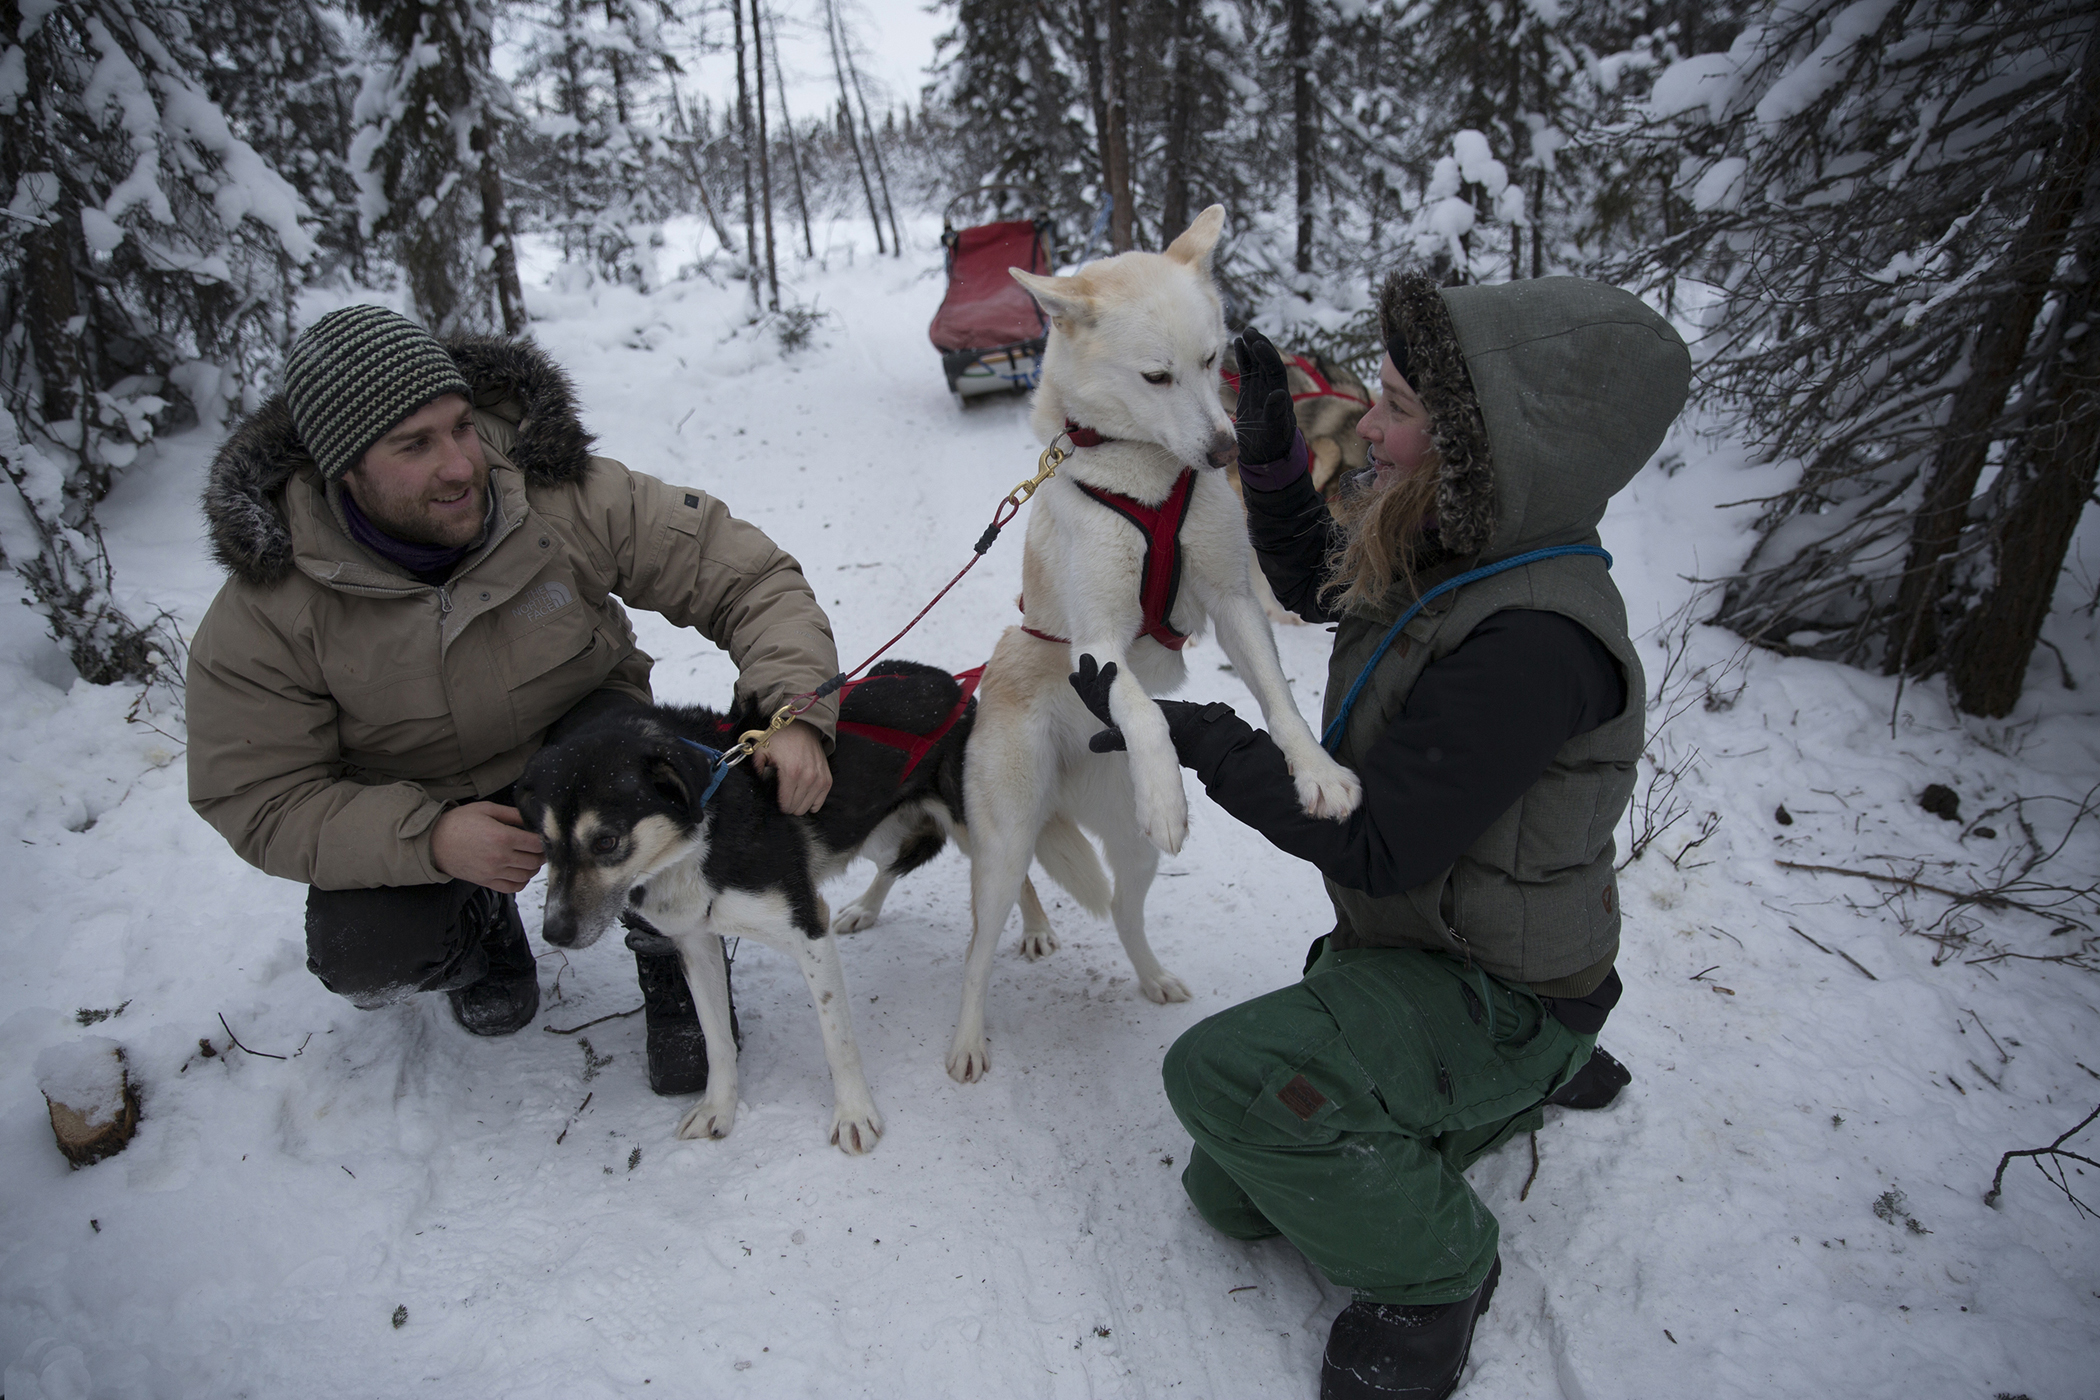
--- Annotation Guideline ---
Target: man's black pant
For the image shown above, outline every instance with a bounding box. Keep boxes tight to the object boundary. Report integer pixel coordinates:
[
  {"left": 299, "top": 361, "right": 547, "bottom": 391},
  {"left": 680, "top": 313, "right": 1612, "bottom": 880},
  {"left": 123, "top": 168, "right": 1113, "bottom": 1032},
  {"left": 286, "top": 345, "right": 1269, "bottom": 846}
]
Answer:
[
  {"left": 305, "top": 878, "right": 520, "bottom": 1008},
  {"left": 302, "top": 687, "right": 642, "bottom": 1007}
]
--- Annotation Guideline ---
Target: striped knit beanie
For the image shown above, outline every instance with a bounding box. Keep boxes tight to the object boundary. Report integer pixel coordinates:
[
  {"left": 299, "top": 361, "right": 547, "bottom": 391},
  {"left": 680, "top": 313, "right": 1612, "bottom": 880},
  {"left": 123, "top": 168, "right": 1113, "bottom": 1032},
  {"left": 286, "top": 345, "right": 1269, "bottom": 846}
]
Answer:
[{"left": 279, "top": 305, "right": 471, "bottom": 481}]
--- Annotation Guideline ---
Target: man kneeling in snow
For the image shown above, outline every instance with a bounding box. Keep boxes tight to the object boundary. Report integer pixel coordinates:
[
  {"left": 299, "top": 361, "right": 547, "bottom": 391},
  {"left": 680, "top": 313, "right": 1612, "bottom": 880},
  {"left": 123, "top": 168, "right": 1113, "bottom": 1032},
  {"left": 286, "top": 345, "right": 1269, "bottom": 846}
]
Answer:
[{"left": 185, "top": 305, "right": 837, "bottom": 1092}]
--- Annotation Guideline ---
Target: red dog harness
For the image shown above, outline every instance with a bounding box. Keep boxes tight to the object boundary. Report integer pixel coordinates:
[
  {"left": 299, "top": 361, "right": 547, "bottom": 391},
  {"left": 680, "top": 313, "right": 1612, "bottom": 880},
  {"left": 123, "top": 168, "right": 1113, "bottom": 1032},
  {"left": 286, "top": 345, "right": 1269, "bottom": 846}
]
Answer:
[
  {"left": 1221, "top": 353, "right": 1372, "bottom": 408},
  {"left": 1020, "top": 421, "right": 1197, "bottom": 652},
  {"left": 833, "top": 665, "right": 986, "bottom": 778}
]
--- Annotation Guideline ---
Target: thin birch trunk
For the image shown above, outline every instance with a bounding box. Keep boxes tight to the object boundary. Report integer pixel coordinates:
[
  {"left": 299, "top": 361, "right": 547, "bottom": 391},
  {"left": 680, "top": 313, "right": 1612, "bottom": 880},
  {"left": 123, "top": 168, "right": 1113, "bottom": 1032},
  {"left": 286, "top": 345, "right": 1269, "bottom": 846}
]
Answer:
[
  {"left": 825, "top": 0, "right": 885, "bottom": 255},
  {"left": 732, "top": 0, "right": 760, "bottom": 311},
  {"left": 750, "top": 0, "right": 778, "bottom": 308},
  {"left": 764, "top": 2, "right": 816, "bottom": 259}
]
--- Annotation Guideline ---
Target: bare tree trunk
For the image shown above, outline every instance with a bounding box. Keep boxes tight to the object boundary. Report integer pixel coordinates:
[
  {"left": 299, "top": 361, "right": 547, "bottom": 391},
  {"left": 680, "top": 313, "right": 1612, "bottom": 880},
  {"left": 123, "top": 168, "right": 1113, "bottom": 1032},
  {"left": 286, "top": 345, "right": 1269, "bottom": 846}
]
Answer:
[
  {"left": 825, "top": 0, "right": 885, "bottom": 255},
  {"left": 1888, "top": 26, "right": 2100, "bottom": 677},
  {"left": 1945, "top": 213, "right": 2100, "bottom": 716},
  {"left": 1103, "top": 0, "right": 1133, "bottom": 251},
  {"left": 750, "top": 0, "right": 778, "bottom": 308},
  {"left": 1160, "top": 0, "right": 1196, "bottom": 237},
  {"left": 764, "top": 2, "right": 816, "bottom": 259},
  {"left": 732, "top": 0, "right": 760, "bottom": 310},
  {"left": 673, "top": 90, "right": 737, "bottom": 253},
  {"left": 1289, "top": 0, "right": 1313, "bottom": 276},
  {"left": 837, "top": 3, "right": 900, "bottom": 257},
  {"left": 473, "top": 122, "right": 527, "bottom": 334},
  {"left": 1071, "top": 0, "right": 1114, "bottom": 239}
]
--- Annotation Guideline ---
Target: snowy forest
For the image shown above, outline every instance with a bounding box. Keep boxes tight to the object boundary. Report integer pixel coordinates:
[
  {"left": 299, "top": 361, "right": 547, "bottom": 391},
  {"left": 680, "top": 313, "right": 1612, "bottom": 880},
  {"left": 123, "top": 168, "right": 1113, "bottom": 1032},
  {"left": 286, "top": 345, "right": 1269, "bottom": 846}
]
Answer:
[{"left": 3, "top": 0, "right": 2098, "bottom": 1396}]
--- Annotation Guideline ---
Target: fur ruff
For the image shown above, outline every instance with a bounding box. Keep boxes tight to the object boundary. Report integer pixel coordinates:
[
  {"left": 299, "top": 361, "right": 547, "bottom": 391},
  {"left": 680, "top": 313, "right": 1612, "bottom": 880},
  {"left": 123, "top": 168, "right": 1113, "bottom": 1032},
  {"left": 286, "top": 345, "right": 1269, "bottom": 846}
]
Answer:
[
  {"left": 203, "top": 335, "right": 596, "bottom": 586},
  {"left": 1377, "top": 272, "right": 1497, "bottom": 560}
]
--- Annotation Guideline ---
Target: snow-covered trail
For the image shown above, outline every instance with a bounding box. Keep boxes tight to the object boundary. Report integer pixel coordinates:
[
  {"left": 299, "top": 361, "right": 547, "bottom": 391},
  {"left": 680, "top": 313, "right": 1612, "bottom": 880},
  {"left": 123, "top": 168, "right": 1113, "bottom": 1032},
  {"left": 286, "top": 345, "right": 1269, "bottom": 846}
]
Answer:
[{"left": 3, "top": 232, "right": 2097, "bottom": 1399}]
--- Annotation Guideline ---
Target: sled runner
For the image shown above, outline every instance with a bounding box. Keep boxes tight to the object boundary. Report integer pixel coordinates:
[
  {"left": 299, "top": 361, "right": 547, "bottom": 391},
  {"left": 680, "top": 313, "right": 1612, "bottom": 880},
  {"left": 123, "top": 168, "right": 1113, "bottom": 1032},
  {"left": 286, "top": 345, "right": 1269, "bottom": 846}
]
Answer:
[{"left": 930, "top": 188, "right": 1058, "bottom": 399}]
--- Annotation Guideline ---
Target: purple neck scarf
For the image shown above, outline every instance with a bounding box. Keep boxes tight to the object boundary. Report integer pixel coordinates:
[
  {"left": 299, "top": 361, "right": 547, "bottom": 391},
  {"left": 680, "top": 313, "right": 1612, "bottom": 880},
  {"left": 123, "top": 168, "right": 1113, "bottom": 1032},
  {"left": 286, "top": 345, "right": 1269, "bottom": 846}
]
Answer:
[{"left": 340, "top": 486, "right": 486, "bottom": 583}]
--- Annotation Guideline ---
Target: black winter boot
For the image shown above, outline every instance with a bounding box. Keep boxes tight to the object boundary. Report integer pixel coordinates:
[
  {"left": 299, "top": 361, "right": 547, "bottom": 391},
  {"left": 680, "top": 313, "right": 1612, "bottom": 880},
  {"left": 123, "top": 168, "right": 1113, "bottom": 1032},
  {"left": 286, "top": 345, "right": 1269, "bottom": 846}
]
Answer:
[
  {"left": 1321, "top": 1256, "right": 1500, "bottom": 1400},
  {"left": 1547, "top": 1045, "right": 1632, "bottom": 1110},
  {"left": 446, "top": 891, "right": 540, "bottom": 1036},
  {"left": 624, "top": 919, "right": 739, "bottom": 1096}
]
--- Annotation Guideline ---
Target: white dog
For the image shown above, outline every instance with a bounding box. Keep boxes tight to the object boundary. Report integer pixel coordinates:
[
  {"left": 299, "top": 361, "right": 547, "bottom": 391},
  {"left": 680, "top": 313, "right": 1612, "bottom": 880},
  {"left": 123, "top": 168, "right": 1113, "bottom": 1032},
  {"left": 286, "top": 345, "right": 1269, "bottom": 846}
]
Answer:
[{"left": 945, "top": 206, "right": 1363, "bottom": 1083}]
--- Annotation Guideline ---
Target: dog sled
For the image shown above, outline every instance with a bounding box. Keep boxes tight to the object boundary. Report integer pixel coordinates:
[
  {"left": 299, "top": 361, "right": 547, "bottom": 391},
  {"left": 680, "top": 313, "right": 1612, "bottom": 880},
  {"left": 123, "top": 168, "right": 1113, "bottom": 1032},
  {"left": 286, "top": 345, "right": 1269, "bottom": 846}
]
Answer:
[{"left": 929, "top": 188, "right": 1058, "bottom": 399}]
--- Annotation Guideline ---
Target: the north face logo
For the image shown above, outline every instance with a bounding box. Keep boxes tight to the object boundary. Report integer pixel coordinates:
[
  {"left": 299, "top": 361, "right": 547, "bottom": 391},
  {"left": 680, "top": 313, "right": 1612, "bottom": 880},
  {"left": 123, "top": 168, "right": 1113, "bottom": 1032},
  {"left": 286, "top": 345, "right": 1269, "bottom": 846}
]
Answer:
[{"left": 511, "top": 580, "right": 575, "bottom": 622}]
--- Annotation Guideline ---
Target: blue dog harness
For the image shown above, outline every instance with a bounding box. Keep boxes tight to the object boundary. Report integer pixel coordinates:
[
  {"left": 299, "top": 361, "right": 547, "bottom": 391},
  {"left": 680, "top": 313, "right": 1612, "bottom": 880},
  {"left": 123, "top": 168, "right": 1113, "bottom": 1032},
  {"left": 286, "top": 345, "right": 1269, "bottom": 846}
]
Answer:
[{"left": 1320, "top": 545, "right": 1614, "bottom": 753}]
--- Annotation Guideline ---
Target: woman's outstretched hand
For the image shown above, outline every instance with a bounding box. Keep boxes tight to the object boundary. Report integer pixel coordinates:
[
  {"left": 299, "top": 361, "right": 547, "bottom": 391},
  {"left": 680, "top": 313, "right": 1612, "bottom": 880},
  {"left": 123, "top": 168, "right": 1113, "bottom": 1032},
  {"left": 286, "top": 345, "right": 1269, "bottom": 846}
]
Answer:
[
  {"left": 1231, "top": 326, "right": 1295, "bottom": 465},
  {"left": 1069, "top": 654, "right": 1127, "bottom": 753}
]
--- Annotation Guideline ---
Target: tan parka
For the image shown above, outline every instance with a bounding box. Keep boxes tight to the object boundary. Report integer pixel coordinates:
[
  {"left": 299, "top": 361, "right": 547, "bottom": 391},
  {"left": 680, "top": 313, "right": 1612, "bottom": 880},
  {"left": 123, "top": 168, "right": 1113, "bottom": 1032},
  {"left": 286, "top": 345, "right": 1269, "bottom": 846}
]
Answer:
[{"left": 186, "top": 336, "right": 838, "bottom": 890}]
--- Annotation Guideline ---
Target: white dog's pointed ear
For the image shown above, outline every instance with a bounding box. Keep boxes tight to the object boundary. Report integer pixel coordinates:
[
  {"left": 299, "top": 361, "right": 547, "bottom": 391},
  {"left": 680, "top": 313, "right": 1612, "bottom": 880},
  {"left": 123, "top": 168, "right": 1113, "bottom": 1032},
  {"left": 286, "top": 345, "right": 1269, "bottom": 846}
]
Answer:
[
  {"left": 1011, "top": 268, "right": 1093, "bottom": 330},
  {"left": 1164, "top": 205, "right": 1227, "bottom": 273}
]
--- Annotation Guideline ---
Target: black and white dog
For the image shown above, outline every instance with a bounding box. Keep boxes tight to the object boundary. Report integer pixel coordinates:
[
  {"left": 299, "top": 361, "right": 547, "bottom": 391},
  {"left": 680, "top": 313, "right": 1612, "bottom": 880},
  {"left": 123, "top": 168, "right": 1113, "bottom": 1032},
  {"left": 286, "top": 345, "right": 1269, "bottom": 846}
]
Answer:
[{"left": 515, "top": 660, "right": 1105, "bottom": 1154}]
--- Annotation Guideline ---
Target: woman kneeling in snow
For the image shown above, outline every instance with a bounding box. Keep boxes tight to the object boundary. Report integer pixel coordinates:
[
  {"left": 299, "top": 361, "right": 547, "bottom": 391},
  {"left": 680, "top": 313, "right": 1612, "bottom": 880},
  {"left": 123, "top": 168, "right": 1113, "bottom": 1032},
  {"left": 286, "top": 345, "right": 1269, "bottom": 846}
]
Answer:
[{"left": 1069, "top": 270, "right": 1689, "bottom": 1400}]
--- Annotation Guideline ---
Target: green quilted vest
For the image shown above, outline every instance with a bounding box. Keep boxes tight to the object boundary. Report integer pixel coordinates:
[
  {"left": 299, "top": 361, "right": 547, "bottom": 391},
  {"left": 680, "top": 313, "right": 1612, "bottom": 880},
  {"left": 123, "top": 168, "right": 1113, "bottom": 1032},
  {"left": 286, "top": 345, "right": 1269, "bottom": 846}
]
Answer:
[{"left": 1321, "top": 277, "right": 1688, "bottom": 996}]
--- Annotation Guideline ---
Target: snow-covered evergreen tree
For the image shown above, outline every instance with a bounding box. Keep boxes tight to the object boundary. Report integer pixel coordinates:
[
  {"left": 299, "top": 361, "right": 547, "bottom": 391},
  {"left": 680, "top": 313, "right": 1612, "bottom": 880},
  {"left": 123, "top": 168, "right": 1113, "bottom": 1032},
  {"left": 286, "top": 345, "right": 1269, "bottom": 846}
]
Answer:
[
  {"left": 351, "top": 0, "right": 527, "bottom": 333},
  {"left": 1614, "top": 0, "right": 2100, "bottom": 716},
  {"left": 512, "top": 0, "right": 684, "bottom": 287},
  {"left": 1, "top": 0, "right": 317, "bottom": 684}
]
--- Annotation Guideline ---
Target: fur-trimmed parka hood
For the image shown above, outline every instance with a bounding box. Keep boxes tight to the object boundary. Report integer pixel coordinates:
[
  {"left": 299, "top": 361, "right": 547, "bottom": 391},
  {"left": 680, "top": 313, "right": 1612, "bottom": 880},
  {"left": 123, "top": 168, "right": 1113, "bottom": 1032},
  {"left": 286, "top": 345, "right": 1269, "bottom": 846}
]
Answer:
[
  {"left": 204, "top": 334, "right": 596, "bottom": 586},
  {"left": 1378, "top": 272, "right": 1689, "bottom": 562}
]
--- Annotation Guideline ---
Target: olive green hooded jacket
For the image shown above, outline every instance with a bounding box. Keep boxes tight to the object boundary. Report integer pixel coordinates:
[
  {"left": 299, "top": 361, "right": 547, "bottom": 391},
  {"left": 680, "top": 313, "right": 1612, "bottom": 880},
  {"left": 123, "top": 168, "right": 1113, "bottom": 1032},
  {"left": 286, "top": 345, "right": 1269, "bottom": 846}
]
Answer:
[
  {"left": 187, "top": 337, "right": 838, "bottom": 891},
  {"left": 1321, "top": 275, "right": 1689, "bottom": 994}
]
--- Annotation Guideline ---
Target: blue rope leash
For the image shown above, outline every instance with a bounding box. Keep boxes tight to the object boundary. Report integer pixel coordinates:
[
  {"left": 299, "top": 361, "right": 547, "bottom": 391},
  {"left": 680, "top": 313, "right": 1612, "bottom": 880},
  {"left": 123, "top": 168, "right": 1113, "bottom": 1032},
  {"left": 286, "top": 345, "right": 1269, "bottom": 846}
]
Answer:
[
  {"left": 677, "top": 737, "right": 735, "bottom": 807},
  {"left": 1319, "top": 545, "right": 1613, "bottom": 754}
]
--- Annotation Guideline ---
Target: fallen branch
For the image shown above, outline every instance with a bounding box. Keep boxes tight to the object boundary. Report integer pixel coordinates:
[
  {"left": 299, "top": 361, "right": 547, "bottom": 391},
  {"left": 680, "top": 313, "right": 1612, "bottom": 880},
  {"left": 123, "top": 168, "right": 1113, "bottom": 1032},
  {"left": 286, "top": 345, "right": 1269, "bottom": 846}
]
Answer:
[
  {"left": 1788, "top": 924, "right": 1878, "bottom": 979},
  {"left": 217, "top": 1012, "right": 288, "bottom": 1060},
  {"left": 1776, "top": 859, "right": 2091, "bottom": 927},
  {"left": 544, "top": 1005, "right": 643, "bottom": 1035},
  {"left": 1520, "top": 1132, "right": 1541, "bottom": 1202},
  {"left": 1985, "top": 1103, "right": 2100, "bottom": 1217}
]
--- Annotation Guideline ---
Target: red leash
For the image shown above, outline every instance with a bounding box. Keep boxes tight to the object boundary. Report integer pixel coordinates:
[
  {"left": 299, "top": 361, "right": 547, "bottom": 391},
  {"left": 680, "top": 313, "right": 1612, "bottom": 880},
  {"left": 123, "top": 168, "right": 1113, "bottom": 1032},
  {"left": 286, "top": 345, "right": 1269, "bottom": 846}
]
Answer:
[{"left": 733, "top": 434, "right": 1076, "bottom": 762}]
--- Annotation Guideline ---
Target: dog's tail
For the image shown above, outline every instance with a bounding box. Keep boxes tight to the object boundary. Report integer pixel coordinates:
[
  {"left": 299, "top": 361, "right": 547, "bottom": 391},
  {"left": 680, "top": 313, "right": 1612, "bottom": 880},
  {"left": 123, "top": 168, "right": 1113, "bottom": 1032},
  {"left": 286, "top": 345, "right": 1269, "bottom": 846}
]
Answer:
[{"left": 1032, "top": 814, "right": 1111, "bottom": 917}]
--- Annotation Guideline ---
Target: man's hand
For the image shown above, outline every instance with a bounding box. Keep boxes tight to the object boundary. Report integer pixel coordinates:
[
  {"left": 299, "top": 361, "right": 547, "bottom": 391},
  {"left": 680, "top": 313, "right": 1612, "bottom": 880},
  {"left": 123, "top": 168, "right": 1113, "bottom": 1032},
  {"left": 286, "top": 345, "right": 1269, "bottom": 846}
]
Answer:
[
  {"left": 752, "top": 718, "right": 832, "bottom": 814},
  {"left": 432, "top": 802, "right": 545, "bottom": 893},
  {"left": 1232, "top": 327, "right": 1296, "bottom": 466}
]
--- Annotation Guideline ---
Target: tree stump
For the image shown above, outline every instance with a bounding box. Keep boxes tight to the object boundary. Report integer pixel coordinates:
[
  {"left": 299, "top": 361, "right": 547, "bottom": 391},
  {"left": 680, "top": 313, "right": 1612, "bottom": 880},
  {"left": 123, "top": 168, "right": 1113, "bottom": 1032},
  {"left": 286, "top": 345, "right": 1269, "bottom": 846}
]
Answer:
[{"left": 36, "top": 1038, "right": 141, "bottom": 1168}]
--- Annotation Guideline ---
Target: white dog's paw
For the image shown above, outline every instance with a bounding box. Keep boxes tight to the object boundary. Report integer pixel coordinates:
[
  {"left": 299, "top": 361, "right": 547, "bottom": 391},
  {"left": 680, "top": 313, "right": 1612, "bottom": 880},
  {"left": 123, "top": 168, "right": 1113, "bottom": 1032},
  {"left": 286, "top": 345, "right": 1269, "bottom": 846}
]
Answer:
[
  {"left": 676, "top": 1094, "right": 737, "bottom": 1141},
  {"left": 946, "top": 1035, "right": 991, "bottom": 1085},
  {"left": 1141, "top": 970, "right": 1193, "bottom": 1004},
  {"left": 830, "top": 1101, "right": 884, "bottom": 1155},
  {"left": 1132, "top": 756, "right": 1189, "bottom": 855},
  {"left": 830, "top": 899, "right": 881, "bottom": 934},
  {"left": 1018, "top": 924, "right": 1060, "bottom": 961},
  {"left": 1292, "top": 752, "right": 1363, "bottom": 820}
]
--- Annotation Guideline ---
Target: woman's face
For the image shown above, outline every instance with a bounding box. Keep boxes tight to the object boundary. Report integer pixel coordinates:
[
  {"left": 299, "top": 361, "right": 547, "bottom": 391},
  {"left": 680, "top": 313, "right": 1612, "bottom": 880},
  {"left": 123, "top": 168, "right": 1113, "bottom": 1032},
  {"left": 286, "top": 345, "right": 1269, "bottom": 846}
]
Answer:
[{"left": 1356, "top": 353, "right": 1436, "bottom": 486}]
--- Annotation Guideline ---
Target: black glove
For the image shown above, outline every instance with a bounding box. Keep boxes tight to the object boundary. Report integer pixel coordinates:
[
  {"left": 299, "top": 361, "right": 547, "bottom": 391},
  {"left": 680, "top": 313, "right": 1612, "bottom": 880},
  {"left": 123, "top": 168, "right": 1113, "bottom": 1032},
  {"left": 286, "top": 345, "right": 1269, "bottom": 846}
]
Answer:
[
  {"left": 1231, "top": 327, "right": 1295, "bottom": 466},
  {"left": 1071, "top": 654, "right": 1244, "bottom": 760},
  {"left": 1069, "top": 653, "right": 1126, "bottom": 753}
]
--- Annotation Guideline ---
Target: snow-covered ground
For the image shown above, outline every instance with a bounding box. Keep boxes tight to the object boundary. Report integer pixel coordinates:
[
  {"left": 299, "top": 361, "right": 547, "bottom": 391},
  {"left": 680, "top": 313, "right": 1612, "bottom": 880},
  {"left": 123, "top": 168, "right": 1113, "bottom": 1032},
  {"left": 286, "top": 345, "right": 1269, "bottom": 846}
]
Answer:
[{"left": 4, "top": 226, "right": 2097, "bottom": 1399}]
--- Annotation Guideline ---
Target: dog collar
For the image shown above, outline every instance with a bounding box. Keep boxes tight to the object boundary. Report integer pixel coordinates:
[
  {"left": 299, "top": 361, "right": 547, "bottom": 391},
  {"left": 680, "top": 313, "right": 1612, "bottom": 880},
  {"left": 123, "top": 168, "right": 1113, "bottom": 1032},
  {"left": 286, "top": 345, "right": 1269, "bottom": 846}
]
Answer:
[
  {"left": 1063, "top": 419, "right": 1112, "bottom": 448},
  {"left": 677, "top": 736, "right": 734, "bottom": 807}
]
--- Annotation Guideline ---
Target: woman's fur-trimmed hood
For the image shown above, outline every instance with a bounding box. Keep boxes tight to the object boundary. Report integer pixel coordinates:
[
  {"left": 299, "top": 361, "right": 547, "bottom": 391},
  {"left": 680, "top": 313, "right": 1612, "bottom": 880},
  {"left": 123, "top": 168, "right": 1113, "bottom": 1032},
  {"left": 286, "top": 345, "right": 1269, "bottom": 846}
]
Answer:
[
  {"left": 204, "top": 334, "right": 596, "bottom": 586},
  {"left": 1378, "top": 271, "right": 1689, "bottom": 562}
]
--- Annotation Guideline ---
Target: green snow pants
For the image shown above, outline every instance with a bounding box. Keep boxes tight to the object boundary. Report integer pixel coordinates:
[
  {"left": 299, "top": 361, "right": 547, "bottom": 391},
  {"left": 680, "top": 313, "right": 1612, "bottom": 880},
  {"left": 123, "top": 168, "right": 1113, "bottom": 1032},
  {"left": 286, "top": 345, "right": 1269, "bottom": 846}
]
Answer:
[{"left": 1161, "top": 945, "right": 1594, "bottom": 1305}]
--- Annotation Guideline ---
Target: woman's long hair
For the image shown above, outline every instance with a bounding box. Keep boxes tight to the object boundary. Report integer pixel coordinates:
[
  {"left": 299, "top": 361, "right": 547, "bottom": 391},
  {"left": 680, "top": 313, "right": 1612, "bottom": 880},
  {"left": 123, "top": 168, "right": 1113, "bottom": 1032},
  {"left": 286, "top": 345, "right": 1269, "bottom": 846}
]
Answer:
[{"left": 1320, "top": 454, "right": 1445, "bottom": 615}]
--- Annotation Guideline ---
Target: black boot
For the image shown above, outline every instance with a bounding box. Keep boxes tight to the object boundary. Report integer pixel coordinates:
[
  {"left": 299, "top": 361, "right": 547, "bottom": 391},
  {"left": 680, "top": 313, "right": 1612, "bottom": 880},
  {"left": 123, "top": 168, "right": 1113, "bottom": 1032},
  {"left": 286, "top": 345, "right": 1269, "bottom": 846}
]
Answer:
[
  {"left": 446, "top": 891, "right": 540, "bottom": 1036},
  {"left": 1321, "top": 1256, "right": 1500, "bottom": 1400},
  {"left": 1547, "top": 1045, "right": 1632, "bottom": 1110},
  {"left": 624, "top": 919, "right": 738, "bottom": 1096}
]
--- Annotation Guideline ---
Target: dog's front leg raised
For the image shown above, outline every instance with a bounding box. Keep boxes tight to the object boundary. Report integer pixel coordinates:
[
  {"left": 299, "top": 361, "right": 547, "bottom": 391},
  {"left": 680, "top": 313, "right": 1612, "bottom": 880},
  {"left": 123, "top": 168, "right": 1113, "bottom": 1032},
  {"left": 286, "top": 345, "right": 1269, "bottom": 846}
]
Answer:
[
  {"left": 670, "top": 930, "right": 739, "bottom": 1141},
  {"left": 782, "top": 929, "right": 884, "bottom": 1154},
  {"left": 1083, "top": 639, "right": 1188, "bottom": 854},
  {"left": 1207, "top": 588, "right": 1363, "bottom": 819}
]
